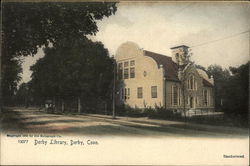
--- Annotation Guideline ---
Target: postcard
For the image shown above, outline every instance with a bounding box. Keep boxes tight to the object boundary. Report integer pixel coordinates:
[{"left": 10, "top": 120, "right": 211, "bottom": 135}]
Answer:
[{"left": 0, "top": 1, "right": 249, "bottom": 165}]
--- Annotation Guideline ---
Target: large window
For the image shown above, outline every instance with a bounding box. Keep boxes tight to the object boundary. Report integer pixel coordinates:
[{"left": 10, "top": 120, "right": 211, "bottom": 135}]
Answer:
[
  {"left": 120, "top": 60, "right": 135, "bottom": 79},
  {"left": 151, "top": 86, "right": 157, "bottom": 98},
  {"left": 172, "top": 86, "right": 181, "bottom": 106},
  {"left": 137, "top": 87, "right": 143, "bottom": 98}
]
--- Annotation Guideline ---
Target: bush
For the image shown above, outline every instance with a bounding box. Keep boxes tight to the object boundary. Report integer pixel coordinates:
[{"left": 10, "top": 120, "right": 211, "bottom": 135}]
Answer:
[{"left": 144, "top": 106, "right": 181, "bottom": 120}]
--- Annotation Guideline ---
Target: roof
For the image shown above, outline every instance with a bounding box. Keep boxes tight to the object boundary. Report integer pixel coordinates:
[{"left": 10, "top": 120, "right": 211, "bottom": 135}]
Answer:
[
  {"left": 197, "top": 68, "right": 214, "bottom": 87},
  {"left": 143, "top": 50, "right": 214, "bottom": 87},
  {"left": 144, "top": 50, "right": 179, "bottom": 81},
  {"left": 170, "top": 45, "right": 189, "bottom": 49},
  {"left": 203, "top": 79, "right": 214, "bottom": 87}
]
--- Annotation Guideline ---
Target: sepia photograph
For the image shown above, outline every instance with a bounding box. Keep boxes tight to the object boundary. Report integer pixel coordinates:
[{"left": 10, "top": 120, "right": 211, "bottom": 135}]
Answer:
[{"left": 0, "top": 1, "right": 249, "bottom": 165}]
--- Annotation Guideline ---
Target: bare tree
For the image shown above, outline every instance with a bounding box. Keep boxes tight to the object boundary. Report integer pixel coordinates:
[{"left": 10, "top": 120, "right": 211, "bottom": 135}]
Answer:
[{"left": 178, "top": 49, "right": 193, "bottom": 120}]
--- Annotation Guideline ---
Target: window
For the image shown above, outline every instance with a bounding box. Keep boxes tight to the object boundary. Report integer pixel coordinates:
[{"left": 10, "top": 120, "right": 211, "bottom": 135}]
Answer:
[
  {"left": 119, "top": 60, "right": 135, "bottom": 80},
  {"left": 178, "top": 87, "right": 181, "bottom": 105},
  {"left": 130, "top": 60, "right": 135, "bottom": 66},
  {"left": 124, "top": 69, "right": 129, "bottom": 79},
  {"left": 203, "top": 90, "right": 208, "bottom": 106},
  {"left": 123, "top": 88, "right": 130, "bottom": 101},
  {"left": 195, "top": 96, "right": 198, "bottom": 105},
  {"left": 151, "top": 86, "right": 157, "bottom": 98},
  {"left": 172, "top": 86, "right": 181, "bottom": 106},
  {"left": 130, "top": 67, "right": 135, "bottom": 78},
  {"left": 173, "top": 86, "right": 178, "bottom": 105},
  {"left": 137, "top": 87, "right": 143, "bottom": 98},
  {"left": 124, "top": 88, "right": 127, "bottom": 100},
  {"left": 124, "top": 61, "right": 129, "bottom": 67},
  {"left": 118, "top": 63, "right": 123, "bottom": 80},
  {"left": 190, "top": 76, "right": 193, "bottom": 89},
  {"left": 188, "top": 75, "right": 196, "bottom": 90}
]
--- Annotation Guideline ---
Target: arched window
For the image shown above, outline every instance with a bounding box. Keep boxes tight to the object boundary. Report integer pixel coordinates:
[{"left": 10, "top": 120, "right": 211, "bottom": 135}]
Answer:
[{"left": 188, "top": 75, "right": 196, "bottom": 90}]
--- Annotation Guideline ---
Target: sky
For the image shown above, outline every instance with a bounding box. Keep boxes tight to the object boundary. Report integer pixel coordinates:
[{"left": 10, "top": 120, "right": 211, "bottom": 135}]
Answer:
[{"left": 21, "top": 2, "right": 249, "bottom": 84}]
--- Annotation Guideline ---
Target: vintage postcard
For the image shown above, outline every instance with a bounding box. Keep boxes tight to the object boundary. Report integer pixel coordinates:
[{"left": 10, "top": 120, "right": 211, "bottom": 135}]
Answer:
[{"left": 0, "top": 1, "right": 249, "bottom": 165}]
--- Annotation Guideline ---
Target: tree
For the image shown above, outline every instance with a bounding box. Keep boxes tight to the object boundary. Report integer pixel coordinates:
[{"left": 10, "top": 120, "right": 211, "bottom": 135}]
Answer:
[
  {"left": 207, "top": 64, "right": 230, "bottom": 110},
  {"left": 223, "top": 62, "right": 249, "bottom": 119},
  {"left": 1, "top": 2, "right": 117, "bottom": 106},
  {"left": 13, "top": 82, "right": 32, "bottom": 107},
  {"left": 30, "top": 38, "right": 114, "bottom": 112}
]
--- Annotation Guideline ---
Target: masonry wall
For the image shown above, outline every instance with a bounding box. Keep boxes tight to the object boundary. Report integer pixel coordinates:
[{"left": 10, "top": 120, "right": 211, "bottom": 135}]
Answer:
[
  {"left": 165, "top": 65, "right": 215, "bottom": 110},
  {"left": 115, "top": 42, "right": 164, "bottom": 108}
]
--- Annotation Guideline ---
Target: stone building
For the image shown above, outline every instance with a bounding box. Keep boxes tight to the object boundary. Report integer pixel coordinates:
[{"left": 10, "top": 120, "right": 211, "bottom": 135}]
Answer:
[{"left": 115, "top": 41, "right": 214, "bottom": 112}]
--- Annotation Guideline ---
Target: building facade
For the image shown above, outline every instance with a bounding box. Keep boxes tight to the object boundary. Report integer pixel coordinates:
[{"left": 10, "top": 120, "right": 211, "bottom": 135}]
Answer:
[{"left": 115, "top": 41, "right": 214, "bottom": 112}]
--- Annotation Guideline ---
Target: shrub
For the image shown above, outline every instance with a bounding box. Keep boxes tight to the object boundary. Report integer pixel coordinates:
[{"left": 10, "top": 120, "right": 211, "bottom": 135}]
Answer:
[{"left": 144, "top": 105, "right": 182, "bottom": 120}]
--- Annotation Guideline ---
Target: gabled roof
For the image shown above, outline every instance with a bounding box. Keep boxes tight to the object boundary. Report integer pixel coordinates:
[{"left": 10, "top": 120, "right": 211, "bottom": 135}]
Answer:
[{"left": 144, "top": 50, "right": 179, "bottom": 81}]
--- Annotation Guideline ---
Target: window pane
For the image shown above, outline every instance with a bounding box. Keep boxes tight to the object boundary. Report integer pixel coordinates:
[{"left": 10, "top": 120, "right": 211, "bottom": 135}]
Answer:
[
  {"left": 137, "top": 87, "right": 143, "bottom": 98},
  {"left": 124, "top": 61, "right": 129, "bottom": 67},
  {"left": 130, "top": 60, "right": 135, "bottom": 66},
  {"left": 124, "top": 69, "right": 129, "bottom": 79},
  {"left": 130, "top": 67, "right": 135, "bottom": 78},
  {"left": 124, "top": 88, "right": 127, "bottom": 100},
  {"left": 173, "top": 86, "right": 178, "bottom": 105},
  {"left": 151, "top": 86, "right": 157, "bottom": 98}
]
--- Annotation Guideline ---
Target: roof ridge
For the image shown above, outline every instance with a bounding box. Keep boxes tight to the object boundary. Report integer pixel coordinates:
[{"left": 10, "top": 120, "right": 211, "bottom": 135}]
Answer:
[{"left": 144, "top": 50, "right": 171, "bottom": 58}]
